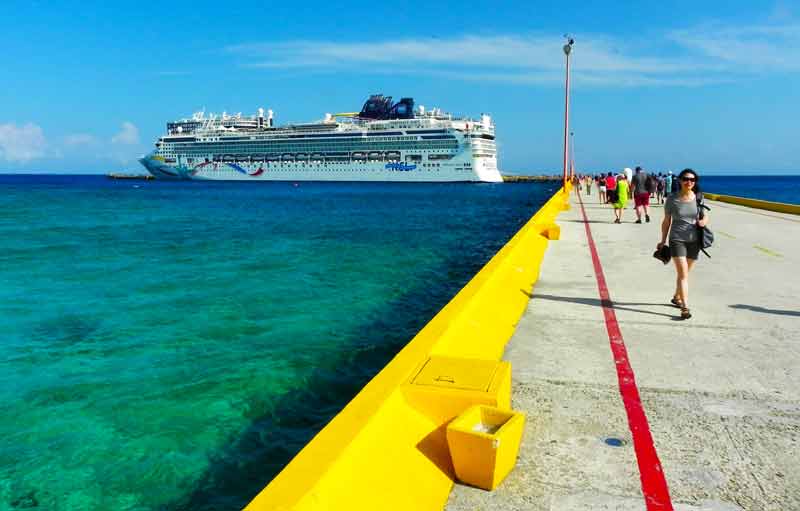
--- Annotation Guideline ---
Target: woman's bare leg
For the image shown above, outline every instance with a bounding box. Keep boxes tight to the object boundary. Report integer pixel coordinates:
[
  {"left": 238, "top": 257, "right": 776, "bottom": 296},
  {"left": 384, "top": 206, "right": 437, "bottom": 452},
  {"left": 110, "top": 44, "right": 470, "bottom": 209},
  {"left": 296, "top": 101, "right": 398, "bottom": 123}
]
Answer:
[{"left": 673, "top": 256, "right": 689, "bottom": 306}]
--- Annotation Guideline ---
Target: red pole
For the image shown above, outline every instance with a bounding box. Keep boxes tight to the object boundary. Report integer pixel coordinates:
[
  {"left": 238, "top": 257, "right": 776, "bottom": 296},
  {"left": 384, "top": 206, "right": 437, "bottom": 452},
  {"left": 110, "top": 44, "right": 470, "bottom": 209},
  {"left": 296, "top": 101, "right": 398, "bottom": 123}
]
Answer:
[{"left": 562, "top": 39, "right": 573, "bottom": 191}]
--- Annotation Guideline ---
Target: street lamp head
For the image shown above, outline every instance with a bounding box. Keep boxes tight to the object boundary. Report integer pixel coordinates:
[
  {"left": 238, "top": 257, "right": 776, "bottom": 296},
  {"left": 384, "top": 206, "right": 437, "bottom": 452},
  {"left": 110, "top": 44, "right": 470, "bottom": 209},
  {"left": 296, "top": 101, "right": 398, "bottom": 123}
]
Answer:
[{"left": 563, "top": 36, "right": 574, "bottom": 55}]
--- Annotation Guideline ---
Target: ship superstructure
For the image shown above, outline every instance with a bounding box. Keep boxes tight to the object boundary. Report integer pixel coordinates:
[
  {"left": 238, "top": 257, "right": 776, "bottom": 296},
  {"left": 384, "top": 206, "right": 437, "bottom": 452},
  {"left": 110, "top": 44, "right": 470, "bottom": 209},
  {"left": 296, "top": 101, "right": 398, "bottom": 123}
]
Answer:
[{"left": 139, "top": 95, "right": 502, "bottom": 182}]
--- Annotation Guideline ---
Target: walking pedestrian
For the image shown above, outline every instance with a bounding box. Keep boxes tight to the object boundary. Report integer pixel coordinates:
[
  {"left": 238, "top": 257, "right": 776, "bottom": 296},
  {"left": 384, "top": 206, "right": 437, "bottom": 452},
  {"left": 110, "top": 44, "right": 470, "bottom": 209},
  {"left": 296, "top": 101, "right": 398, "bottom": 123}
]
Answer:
[
  {"left": 612, "top": 173, "right": 629, "bottom": 223},
  {"left": 656, "top": 168, "right": 709, "bottom": 320},
  {"left": 598, "top": 174, "right": 607, "bottom": 203},
  {"left": 665, "top": 171, "right": 673, "bottom": 198},
  {"left": 670, "top": 171, "right": 680, "bottom": 195},
  {"left": 656, "top": 173, "right": 665, "bottom": 204},
  {"left": 605, "top": 172, "right": 617, "bottom": 204},
  {"left": 630, "top": 166, "right": 652, "bottom": 223},
  {"left": 623, "top": 167, "right": 633, "bottom": 198},
  {"left": 585, "top": 175, "right": 592, "bottom": 196}
]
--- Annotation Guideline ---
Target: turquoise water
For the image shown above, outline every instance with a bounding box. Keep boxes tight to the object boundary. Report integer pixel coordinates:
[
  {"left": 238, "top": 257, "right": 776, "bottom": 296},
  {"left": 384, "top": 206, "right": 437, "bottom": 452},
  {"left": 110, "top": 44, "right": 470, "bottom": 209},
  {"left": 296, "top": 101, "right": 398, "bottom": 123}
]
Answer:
[{"left": 0, "top": 176, "right": 553, "bottom": 510}]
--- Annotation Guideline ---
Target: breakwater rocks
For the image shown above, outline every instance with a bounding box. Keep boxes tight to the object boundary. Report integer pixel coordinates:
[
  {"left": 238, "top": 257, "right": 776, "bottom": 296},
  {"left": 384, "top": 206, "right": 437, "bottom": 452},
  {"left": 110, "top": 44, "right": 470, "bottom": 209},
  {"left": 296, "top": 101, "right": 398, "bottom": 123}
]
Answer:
[{"left": 502, "top": 175, "right": 561, "bottom": 183}]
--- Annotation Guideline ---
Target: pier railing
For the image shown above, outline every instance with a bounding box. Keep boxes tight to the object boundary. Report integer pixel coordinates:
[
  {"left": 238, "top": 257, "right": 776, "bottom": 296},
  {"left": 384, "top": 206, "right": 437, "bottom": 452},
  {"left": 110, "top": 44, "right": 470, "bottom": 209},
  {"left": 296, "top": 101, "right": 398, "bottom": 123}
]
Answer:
[{"left": 244, "top": 186, "right": 571, "bottom": 511}]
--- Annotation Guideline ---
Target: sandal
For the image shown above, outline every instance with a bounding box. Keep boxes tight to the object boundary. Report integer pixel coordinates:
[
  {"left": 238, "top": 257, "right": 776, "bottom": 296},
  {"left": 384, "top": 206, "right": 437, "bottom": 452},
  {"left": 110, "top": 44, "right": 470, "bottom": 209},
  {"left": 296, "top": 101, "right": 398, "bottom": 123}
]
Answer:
[
  {"left": 680, "top": 307, "right": 692, "bottom": 320},
  {"left": 670, "top": 296, "right": 683, "bottom": 308}
]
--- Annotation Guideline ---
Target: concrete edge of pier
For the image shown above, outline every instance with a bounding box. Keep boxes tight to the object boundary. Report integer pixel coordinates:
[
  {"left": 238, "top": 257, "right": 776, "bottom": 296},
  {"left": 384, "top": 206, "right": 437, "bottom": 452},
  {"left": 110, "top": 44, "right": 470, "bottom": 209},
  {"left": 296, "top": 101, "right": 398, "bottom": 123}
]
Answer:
[{"left": 446, "top": 188, "right": 800, "bottom": 510}]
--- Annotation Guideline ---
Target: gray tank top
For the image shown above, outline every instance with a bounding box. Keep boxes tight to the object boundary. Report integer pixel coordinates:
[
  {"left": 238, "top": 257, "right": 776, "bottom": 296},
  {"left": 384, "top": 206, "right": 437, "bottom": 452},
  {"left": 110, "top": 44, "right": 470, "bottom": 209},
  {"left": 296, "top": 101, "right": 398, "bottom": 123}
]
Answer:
[{"left": 665, "top": 195, "right": 698, "bottom": 243}]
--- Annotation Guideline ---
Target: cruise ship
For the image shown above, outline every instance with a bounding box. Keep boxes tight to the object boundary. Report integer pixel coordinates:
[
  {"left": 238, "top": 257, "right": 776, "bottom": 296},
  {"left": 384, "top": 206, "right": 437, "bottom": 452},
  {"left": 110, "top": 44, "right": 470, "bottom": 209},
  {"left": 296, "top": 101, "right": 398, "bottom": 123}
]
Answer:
[{"left": 139, "top": 95, "right": 502, "bottom": 182}]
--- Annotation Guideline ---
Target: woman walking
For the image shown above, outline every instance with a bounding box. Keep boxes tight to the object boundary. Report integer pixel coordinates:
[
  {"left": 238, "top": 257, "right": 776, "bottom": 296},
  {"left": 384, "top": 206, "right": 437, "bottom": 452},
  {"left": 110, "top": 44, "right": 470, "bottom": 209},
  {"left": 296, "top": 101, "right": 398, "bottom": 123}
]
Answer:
[
  {"left": 598, "top": 174, "right": 607, "bottom": 203},
  {"left": 612, "top": 173, "right": 629, "bottom": 223},
  {"left": 656, "top": 168, "right": 709, "bottom": 320}
]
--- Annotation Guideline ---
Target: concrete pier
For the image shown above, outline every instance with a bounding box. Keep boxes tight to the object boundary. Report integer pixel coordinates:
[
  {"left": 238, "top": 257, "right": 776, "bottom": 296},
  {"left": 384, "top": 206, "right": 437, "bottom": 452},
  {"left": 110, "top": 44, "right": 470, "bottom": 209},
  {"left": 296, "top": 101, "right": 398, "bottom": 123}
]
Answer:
[{"left": 446, "top": 193, "right": 800, "bottom": 510}]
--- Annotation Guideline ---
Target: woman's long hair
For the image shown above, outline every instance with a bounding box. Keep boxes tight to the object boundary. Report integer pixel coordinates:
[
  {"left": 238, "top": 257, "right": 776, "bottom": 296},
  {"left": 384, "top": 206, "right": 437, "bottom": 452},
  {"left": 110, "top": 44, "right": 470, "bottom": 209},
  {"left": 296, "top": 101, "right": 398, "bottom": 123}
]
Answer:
[{"left": 678, "top": 168, "right": 701, "bottom": 195}]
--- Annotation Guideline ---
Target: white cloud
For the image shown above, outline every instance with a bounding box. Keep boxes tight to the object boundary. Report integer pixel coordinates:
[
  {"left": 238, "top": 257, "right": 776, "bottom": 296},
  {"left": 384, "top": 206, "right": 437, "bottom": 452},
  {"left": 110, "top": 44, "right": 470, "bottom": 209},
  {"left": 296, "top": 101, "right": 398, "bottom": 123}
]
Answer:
[
  {"left": 63, "top": 133, "right": 98, "bottom": 146},
  {"left": 670, "top": 23, "right": 800, "bottom": 72},
  {"left": 111, "top": 121, "right": 140, "bottom": 145},
  {"left": 227, "top": 21, "right": 800, "bottom": 87},
  {"left": 0, "top": 122, "right": 47, "bottom": 162}
]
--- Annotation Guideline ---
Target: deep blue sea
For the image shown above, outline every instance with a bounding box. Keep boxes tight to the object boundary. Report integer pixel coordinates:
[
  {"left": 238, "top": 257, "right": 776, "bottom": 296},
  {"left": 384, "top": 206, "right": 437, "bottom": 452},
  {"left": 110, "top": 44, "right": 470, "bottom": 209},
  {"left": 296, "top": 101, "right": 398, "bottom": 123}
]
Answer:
[
  {"left": 700, "top": 175, "right": 800, "bottom": 204},
  {"left": 0, "top": 175, "right": 555, "bottom": 511}
]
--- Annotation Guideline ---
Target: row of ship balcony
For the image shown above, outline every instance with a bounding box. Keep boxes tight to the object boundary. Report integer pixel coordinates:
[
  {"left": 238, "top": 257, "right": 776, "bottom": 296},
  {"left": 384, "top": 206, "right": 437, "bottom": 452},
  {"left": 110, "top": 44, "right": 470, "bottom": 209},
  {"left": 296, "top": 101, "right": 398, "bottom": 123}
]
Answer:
[{"left": 168, "top": 152, "right": 459, "bottom": 164}]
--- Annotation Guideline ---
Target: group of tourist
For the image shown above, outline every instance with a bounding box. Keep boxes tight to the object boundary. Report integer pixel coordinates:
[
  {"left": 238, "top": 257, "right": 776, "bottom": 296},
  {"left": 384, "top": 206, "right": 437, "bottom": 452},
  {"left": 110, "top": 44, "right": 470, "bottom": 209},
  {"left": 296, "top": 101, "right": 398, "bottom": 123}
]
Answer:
[
  {"left": 574, "top": 168, "right": 685, "bottom": 223},
  {"left": 571, "top": 167, "right": 710, "bottom": 320}
]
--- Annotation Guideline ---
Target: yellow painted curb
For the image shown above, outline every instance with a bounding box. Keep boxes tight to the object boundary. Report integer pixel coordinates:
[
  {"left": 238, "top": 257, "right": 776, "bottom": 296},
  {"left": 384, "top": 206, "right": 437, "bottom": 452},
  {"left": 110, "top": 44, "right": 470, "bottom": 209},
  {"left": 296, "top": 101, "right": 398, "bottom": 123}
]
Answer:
[
  {"left": 244, "top": 187, "right": 569, "bottom": 511},
  {"left": 705, "top": 193, "right": 800, "bottom": 215}
]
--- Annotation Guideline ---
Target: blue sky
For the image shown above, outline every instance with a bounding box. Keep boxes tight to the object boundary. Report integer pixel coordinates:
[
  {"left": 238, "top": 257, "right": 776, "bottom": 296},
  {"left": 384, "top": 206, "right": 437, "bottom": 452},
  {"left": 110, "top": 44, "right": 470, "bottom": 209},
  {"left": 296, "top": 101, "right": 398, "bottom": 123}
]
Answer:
[{"left": 1, "top": 0, "right": 799, "bottom": 174}]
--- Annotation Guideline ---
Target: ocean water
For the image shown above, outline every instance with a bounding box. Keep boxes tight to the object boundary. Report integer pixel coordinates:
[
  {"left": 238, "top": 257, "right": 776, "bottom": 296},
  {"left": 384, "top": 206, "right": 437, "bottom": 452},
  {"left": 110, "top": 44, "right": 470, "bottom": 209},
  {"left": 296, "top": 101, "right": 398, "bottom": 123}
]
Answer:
[
  {"left": 0, "top": 176, "right": 554, "bottom": 511},
  {"left": 700, "top": 175, "right": 800, "bottom": 205}
]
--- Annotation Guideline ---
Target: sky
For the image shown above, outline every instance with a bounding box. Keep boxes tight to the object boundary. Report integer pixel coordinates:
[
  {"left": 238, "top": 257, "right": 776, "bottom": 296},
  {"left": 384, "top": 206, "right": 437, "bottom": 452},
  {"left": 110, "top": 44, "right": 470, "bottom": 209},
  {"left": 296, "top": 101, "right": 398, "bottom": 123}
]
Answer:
[{"left": 1, "top": 0, "right": 799, "bottom": 175}]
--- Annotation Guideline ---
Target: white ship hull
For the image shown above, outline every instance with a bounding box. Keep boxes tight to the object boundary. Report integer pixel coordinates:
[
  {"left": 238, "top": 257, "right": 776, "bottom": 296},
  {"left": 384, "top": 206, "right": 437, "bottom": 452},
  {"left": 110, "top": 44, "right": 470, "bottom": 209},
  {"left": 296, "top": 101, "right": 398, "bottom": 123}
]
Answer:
[{"left": 140, "top": 154, "right": 501, "bottom": 183}]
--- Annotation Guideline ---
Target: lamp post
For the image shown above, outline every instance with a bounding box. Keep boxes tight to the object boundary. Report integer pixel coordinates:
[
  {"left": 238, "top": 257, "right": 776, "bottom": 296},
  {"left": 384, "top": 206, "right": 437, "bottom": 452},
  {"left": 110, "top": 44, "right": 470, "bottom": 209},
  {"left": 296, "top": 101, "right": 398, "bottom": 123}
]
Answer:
[
  {"left": 562, "top": 37, "right": 574, "bottom": 191},
  {"left": 570, "top": 131, "right": 576, "bottom": 183}
]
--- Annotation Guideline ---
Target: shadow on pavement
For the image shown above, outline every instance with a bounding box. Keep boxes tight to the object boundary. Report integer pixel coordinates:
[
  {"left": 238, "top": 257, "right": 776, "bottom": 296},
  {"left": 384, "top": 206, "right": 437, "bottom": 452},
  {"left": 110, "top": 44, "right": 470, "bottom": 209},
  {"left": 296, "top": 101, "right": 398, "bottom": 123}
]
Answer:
[
  {"left": 523, "top": 291, "right": 676, "bottom": 319},
  {"left": 730, "top": 304, "right": 800, "bottom": 317}
]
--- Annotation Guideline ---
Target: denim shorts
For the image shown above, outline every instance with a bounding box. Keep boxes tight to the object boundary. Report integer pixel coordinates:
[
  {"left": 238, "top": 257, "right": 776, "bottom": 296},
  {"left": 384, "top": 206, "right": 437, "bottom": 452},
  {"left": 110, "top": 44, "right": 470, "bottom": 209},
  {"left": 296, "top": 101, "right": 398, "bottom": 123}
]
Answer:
[{"left": 670, "top": 239, "right": 700, "bottom": 260}]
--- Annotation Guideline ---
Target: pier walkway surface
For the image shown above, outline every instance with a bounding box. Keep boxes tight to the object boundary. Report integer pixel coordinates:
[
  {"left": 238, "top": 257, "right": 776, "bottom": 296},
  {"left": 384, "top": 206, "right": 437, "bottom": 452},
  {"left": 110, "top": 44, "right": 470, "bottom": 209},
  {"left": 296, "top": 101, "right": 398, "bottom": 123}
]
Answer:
[{"left": 446, "top": 192, "right": 800, "bottom": 511}]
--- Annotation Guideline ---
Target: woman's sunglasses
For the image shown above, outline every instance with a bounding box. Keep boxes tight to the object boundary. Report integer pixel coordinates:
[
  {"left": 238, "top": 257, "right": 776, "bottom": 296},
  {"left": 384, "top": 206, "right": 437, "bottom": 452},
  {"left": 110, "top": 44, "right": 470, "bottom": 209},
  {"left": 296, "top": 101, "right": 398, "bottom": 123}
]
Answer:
[{"left": 681, "top": 177, "right": 696, "bottom": 182}]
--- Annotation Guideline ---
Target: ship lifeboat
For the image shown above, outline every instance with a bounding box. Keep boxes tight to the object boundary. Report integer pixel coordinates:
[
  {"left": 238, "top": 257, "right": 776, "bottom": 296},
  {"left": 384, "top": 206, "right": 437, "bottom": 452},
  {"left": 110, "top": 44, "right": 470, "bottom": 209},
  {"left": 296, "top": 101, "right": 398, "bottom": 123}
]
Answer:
[
  {"left": 368, "top": 151, "right": 383, "bottom": 161},
  {"left": 266, "top": 154, "right": 280, "bottom": 162},
  {"left": 235, "top": 155, "right": 250, "bottom": 162},
  {"left": 295, "top": 153, "right": 309, "bottom": 162},
  {"left": 222, "top": 154, "right": 236, "bottom": 163},
  {"left": 386, "top": 151, "right": 401, "bottom": 161},
  {"left": 281, "top": 153, "right": 295, "bottom": 162},
  {"left": 310, "top": 153, "right": 325, "bottom": 162},
  {"left": 352, "top": 152, "right": 367, "bottom": 161},
  {"left": 250, "top": 154, "right": 266, "bottom": 162}
]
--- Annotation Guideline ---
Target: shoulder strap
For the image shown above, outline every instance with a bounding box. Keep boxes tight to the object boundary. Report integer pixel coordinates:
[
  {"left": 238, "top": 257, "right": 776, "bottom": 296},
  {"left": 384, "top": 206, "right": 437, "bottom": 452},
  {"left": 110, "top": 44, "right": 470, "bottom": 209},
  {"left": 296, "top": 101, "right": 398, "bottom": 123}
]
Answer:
[{"left": 696, "top": 193, "right": 711, "bottom": 211}]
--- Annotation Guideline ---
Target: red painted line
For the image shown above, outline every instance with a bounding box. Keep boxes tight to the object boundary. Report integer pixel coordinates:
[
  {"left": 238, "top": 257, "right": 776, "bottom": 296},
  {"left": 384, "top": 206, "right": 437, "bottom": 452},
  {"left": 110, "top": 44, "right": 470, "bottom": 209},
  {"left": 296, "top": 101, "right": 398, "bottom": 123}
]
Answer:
[{"left": 576, "top": 193, "right": 674, "bottom": 510}]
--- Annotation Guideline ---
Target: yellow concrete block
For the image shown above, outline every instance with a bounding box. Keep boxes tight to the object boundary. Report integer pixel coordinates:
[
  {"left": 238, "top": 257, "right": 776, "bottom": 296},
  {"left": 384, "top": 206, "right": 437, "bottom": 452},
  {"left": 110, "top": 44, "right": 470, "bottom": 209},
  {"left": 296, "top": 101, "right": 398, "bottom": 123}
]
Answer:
[
  {"left": 402, "top": 356, "right": 511, "bottom": 424},
  {"left": 535, "top": 222, "right": 560, "bottom": 240},
  {"left": 446, "top": 405, "right": 526, "bottom": 490}
]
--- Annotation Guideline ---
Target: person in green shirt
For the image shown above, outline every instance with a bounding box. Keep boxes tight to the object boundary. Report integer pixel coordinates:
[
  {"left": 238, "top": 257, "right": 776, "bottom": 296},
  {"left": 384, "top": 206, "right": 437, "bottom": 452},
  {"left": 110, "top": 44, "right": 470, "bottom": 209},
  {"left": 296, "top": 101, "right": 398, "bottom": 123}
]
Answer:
[{"left": 612, "top": 173, "right": 629, "bottom": 223}]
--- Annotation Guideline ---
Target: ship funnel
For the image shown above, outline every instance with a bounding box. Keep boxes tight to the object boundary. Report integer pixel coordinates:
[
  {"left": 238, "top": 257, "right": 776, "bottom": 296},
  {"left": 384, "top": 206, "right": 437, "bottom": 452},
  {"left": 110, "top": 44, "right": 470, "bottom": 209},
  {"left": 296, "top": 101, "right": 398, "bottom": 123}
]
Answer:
[
  {"left": 324, "top": 113, "right": 333, "bottom": 123},
  {"left": 268, "top": 109, "right": 274, "bottom": 127},
  {"left": 258, "top": 107, "right": 265, "bottom": 128}
]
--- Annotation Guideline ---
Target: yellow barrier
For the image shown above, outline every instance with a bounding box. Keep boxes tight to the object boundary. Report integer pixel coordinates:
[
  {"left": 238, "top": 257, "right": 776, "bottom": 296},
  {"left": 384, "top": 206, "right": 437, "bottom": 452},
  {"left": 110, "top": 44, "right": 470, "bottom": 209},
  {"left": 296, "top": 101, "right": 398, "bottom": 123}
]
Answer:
[
  {"left": 244, "top": 186, "right": 571, "bottom": 511},
  {"left": 705, "top": 192, "right": 800, "bottom": 215}
]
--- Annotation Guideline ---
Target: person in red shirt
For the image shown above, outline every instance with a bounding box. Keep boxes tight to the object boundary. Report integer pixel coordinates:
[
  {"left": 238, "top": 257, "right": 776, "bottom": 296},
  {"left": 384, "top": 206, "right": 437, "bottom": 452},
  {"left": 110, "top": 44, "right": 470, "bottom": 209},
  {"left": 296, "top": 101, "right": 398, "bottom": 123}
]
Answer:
[{"left": 605, "top": 172, "right": 617, "bottom": 204}]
